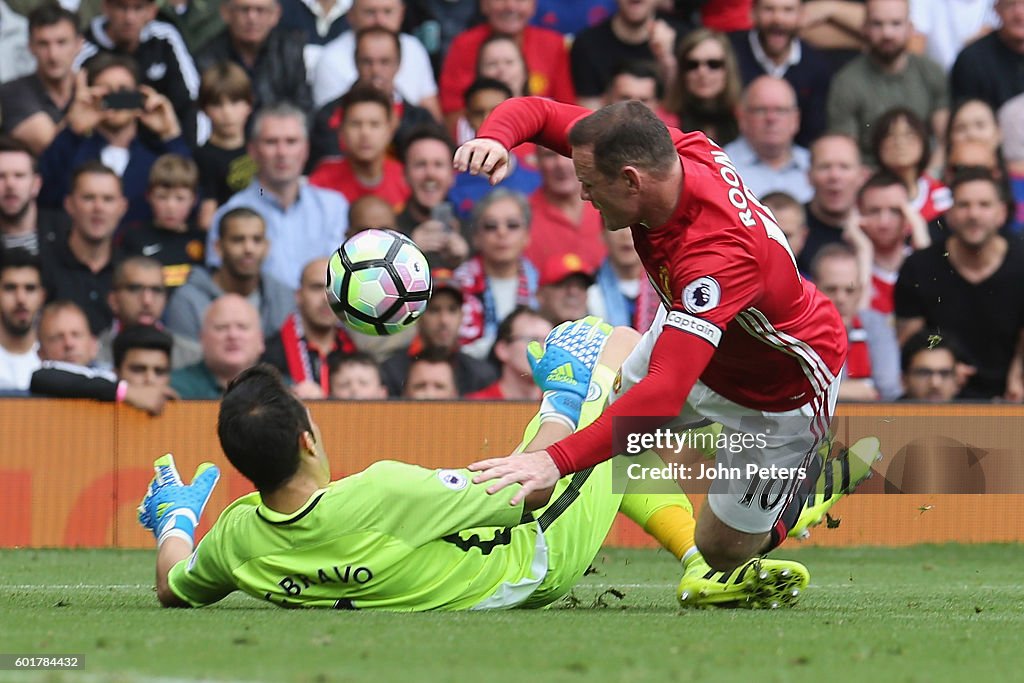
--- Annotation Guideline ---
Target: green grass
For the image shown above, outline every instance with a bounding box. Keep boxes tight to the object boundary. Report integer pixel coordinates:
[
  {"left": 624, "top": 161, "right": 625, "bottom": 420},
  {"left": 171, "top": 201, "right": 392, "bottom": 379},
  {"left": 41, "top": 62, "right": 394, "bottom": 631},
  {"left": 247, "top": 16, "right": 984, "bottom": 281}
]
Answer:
[{"left": 1, "top": 545, "right": 1022, "bottom": 683}]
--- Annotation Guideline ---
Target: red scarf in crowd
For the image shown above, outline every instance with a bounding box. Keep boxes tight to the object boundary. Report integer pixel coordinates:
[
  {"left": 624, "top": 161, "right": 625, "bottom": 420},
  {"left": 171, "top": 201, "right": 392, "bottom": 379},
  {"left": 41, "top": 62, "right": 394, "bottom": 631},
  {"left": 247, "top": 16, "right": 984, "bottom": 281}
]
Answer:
[
  {"left": 280, "top": 313, "right": 356, "bottom": 394},
  {"left": 846, "top": 316, "right": 872, "bottom": 380},
  {"left": 455, "top": 255, "right": 536, "bottom": 345}
]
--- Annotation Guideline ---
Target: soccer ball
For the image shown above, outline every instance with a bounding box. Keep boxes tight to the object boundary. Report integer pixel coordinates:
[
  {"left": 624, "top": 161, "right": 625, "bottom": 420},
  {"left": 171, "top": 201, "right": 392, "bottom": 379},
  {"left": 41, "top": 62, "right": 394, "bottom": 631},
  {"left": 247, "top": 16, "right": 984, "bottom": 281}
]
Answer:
[{"left": 326, "top": 229, "right": 433, "bottom": 335}]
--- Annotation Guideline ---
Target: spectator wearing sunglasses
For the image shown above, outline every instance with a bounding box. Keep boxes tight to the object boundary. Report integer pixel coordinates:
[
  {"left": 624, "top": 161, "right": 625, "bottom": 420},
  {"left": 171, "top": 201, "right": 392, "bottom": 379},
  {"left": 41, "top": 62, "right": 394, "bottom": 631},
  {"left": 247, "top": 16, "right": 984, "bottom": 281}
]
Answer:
[
  {"left": 454, "top": 189, "right": 538, "bottom": 360},
  {"left": 662, "top": 28, "right": 741, "bottom": 145}
]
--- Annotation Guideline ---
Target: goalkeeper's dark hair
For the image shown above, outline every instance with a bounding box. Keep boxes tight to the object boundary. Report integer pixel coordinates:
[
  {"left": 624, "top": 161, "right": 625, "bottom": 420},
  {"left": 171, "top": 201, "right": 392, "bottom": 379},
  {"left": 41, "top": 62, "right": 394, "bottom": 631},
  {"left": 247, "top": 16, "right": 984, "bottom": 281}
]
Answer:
[{"left": 218, "top": 363, "right": 312, "bottom": 492}]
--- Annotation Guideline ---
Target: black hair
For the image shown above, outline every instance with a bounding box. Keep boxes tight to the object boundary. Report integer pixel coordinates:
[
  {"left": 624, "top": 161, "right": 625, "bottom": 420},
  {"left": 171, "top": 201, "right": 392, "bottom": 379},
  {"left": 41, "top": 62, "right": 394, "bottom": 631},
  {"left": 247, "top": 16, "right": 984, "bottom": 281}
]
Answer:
[
  {"left": 218, "top": 364, "right": 313, "bottom": 493},
  {"left": 112, "top": 324, "right": 172, "bottom": 369},
  {"left": 900, "top": 329, "right": 966, "bottom": 373},
  {"left": 0, "top": 248, "right": 42, "bottom": 279},
  {"left": 464, "top": 77, "right": 513, "bottom": 103}
]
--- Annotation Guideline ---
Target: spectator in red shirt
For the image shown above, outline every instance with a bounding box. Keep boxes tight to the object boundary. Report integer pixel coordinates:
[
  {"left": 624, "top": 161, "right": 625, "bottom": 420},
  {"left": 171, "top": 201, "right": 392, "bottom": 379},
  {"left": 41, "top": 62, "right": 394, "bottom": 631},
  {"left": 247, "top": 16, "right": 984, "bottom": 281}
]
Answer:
[
  {"left": 438, "top": 0, "right": 575, "bottom": 132},
  {"left": 309, "top": 83, "right": 411, "bottom": 212},
  {"left": 853, "top": 171, "right": 930, "bottom": 316},
  {"left": 466, "top": 305, "right": 552, "bottom": 400},
  {"left": 524, "top": 145, "right": 606, "bottom": 272}
]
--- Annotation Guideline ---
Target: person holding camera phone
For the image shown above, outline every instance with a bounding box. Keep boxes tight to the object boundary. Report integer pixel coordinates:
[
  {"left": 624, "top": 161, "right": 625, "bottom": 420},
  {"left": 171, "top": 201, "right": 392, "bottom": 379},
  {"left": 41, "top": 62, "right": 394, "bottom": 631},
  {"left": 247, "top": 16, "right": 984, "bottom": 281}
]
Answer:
[
  {"left": 38, "top": 53, "right": 191, "bottom": 234},
  {"left": 396, "top": 126, "right": 469, "bottom": 270}
]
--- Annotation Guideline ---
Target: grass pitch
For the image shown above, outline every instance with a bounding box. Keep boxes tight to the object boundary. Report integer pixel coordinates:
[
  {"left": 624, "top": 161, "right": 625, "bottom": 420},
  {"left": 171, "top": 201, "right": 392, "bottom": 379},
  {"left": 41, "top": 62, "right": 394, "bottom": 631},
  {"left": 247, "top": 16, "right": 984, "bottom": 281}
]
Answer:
[{"left": 1, "top": 545, "right": 1022, "bottom": 683}]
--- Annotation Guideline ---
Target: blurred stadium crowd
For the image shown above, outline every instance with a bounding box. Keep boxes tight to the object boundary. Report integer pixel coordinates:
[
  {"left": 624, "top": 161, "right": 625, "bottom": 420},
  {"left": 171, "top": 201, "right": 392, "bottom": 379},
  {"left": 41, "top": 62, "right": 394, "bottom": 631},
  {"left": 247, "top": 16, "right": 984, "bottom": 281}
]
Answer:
[{"left": 0, "top": 0, "right": 1022, "bottom": 413}]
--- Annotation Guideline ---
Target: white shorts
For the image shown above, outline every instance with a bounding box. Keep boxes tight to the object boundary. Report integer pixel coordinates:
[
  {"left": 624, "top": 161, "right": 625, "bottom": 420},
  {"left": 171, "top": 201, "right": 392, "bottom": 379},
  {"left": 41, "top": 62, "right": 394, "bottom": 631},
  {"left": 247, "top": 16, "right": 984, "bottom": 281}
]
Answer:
[{"left": 611, "top": 306, "right": 840, "bottom": 534}]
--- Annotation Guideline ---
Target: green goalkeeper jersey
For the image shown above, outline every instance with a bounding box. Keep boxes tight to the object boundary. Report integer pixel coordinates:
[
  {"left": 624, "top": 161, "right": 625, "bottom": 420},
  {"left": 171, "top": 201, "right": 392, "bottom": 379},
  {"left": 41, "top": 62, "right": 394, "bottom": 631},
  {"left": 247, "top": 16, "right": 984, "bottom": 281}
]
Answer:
[{"left": 167, "top": 461, "right": 550, "bottom": 611}]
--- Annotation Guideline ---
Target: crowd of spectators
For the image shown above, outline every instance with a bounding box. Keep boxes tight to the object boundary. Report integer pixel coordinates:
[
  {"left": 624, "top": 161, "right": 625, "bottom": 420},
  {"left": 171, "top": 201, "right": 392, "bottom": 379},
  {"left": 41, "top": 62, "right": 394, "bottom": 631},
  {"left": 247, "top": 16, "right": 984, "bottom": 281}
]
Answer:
[{"left": 1, "top": 0, "right": 1023, "bottom": 414}]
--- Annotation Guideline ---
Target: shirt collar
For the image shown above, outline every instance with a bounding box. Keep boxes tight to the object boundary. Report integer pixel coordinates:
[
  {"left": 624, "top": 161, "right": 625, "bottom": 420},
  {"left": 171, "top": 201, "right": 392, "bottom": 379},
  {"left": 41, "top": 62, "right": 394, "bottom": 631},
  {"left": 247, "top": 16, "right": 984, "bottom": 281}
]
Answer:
[{"left": 748, "top": 29, "right": 802, "bottom": 78}]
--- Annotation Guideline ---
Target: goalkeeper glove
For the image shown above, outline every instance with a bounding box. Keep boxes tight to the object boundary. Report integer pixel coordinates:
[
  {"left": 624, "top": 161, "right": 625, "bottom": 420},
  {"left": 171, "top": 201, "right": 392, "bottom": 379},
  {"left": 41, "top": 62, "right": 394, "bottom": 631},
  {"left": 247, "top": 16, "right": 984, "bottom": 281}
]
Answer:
[
  {"left": 527, "top": 315, "right": 613, "bottom": 430},
  {"left": 138, "top": 454, "right": 220, "bottom": 548}
]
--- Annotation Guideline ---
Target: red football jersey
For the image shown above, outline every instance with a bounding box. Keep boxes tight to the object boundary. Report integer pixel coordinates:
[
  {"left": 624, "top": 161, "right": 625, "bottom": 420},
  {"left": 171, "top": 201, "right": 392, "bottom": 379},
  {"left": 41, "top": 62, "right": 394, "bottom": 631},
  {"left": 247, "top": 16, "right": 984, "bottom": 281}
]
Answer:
[
  {"left": 477, "top": 98, "right": 847, "bottom": 471},
  {"left": 309, "top": 157, "right": 410, "bottom": 212}
]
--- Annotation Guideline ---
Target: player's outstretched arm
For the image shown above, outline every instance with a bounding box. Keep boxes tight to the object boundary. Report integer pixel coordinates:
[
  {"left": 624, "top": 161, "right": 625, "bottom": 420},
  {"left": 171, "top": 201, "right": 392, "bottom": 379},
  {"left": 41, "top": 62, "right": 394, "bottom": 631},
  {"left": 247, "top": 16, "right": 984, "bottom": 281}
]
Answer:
[
  {"left": 469, "top": 320, "right": 639, "bottom": 506},
  {"left": 138, "top": 454, "right": 220, "bottom": 608}
]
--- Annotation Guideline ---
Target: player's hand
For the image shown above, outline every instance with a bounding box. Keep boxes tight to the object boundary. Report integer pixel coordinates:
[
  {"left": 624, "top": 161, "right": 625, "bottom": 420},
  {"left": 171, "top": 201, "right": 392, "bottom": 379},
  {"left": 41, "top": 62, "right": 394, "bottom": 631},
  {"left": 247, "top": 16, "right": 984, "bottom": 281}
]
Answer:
[
  {"left": 138, "top": 454, "right": 220, "bottom": 548},
  {"left": 453, "top": 138, "right": 511, "bottom": 186},
  {"left": 527, "top": 316, "right": 612, "bottom": 428},
  {"left": 468, "top": 450, "right": 560, "bottom": 506}
]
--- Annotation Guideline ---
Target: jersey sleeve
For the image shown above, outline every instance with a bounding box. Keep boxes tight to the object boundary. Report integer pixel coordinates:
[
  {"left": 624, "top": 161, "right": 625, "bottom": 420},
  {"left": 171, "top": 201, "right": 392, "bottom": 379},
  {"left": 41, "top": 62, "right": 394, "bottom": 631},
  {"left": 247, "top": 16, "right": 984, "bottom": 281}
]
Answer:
[
  {"left": 474, "top": 97, "right": 592, "bottom": 159},
  {"left": 548, "top": 242, "right": 763, "bottom": 474},
  {"left": 166, "top": 526, "right": 236, "bottom": 607},
  {"left": 357, "top": 461, "right": 526, "bottom": 546}
]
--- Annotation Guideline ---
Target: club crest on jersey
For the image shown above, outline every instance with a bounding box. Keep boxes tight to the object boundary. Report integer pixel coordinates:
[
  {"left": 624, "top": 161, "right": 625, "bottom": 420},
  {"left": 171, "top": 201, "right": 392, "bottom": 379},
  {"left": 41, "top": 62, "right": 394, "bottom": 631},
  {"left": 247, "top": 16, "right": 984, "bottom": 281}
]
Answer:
[
  {"left": 658, "top": 266, "right": 672, "bottom": 302},
  {"left": 437, "top": 469, "right": 468, "bottom": 491},
  {"left": 683, "top": 277, "right": 721, "bottom": 314}
]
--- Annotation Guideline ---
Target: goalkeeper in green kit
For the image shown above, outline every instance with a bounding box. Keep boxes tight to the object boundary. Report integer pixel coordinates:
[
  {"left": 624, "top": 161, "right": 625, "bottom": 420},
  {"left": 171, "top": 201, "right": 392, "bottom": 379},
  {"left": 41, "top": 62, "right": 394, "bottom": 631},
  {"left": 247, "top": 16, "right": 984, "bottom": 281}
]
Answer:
[{"left": 141, "top": 318, "right": 836, "bottom": 610}]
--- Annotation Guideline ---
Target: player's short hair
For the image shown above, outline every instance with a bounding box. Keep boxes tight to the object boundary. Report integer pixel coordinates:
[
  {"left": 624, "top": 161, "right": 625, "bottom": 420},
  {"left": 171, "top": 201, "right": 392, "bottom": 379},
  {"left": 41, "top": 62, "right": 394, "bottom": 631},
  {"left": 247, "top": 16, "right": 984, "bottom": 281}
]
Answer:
[
  {"left": 198, "top": 61, "right": 254, "bottom": 109},
  {"left": 328, "top": 351, "right": 382, "bottom": 381},
  {"left": 857, "top": 169, "right": 906, "bottom": 204},
  {"left": 871, "top": 107, "right": 930, "bottom": 178},
  {"left": 398, "top": 123, "right": 455, "bottom": 164},
  {"left": 112, "top": 324, "right": 173, "bottom": 369},
  {"left": 28, "top": 3, "right": 80, "bottom": 35},
  {"left": 464, "top": 77, "right": 513, "bottom": 104},
  {"left": 148, "top": 154, "right": 199, "bottom": 192},
  {"left": 85, "top": 52, "right": 139, "bottom": 86},
  {"left": 608, "top": 59, "right": 664, "bottom": 99},
  {"left": 219, "top": 364, "right": 313, "bottom": 492},
  {"left": 70, "top": 160, "right": 123, "bottom": 194},
  {"left": 340, "top": 82, "right": 393, "bottom": 121},
  {"left": 219, "top": 206, "right": 266, "bottom": 238},
  {"left": 949, "top": 166, "right": 1007, "bottom": 202},
  {"left": 568, "top": 100, "right": 678, "bottom": 180},
  {"left": 760, "top": 191, "right": 803, "bottom": 217},
  {"left": 0, "top": 135, "right": 38, "bottom": 172},
  {"left": 470, "top": 188, "right": 531, "bottom": 234},
  {"left": 809, "top": 242, "right": 857, "bottom": 281},
  {"left": 250, "top": 101, "right": 308, "bottom": 141},
  {"left": 0, "top": 248, "right": 42, "bottom": 279},
  {"left": 900, "top": 329, "right": 967, "bottom": 372},
  {"left": 355, "top": 26, "right": 401, "bottom": 61},
  {"left": 113, "top": 255, "right": 163, "bottom": 288}
]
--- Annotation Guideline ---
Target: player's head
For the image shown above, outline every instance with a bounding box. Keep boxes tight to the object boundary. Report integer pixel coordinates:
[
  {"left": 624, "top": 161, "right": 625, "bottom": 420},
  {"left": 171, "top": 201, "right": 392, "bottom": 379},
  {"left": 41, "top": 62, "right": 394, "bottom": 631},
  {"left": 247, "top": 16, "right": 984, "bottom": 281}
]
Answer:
[
  {"left": 568, "top": 100, "right": 677, "bottom": 230},
  {"left": 113, "top": 324, "right": 172, "bottom": 388},
  {"left": 810, "top": 243, "right": 860, "bottom": 326},
  {"left": 856, "top": 170, "right": 909, "bottom": 250},
  {"left": 216, "top": 207, "right": 269, "bottom": 279},
  {"left": 900, "top": 330, "right": 963, "bottom": 402},
  {"left": 329, "top": 351, "right": 387, "bottom": 399},
  {"left": 760, "top": 192, "right": 807, "bottom": 259},
  {"left": 109, "top": 255, "right": 168, "bottom": 326},
  {"left": 219, "top": 363, "right": 329, "bottom": 492},
  {"left": 403, "top": 346, "right": 458, "bottom": 399},
  {"left": 339, "top": 83, "right": 393, "bottom": 165}
]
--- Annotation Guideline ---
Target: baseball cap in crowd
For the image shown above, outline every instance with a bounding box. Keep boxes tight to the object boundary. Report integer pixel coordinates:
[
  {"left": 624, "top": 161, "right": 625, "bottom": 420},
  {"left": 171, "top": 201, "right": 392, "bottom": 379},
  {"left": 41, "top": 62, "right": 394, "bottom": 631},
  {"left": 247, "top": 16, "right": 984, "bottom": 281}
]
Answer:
[
  {"left": 430, "top": 268, "right": 464, "bottom": 302},
  {"left": 539, "top": 253, "right": 596, "bottom": 287}
]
